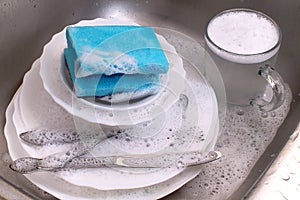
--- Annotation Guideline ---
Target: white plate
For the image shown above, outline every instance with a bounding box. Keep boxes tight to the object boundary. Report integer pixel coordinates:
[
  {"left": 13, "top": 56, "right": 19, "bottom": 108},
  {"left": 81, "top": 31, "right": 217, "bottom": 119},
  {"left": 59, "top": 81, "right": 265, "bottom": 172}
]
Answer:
[
  {"left": 5, "top": 56, "right": 219, "bottom": 200},
  {"left": 5, "top": 64, "right": 220, "bottom": 200},
  {"left": 5, "top": 18, "right": 220, "bottom": 199},
  {"left": 17, "top": 60, "right": 184, "bottom": 189},
  {"left": 40, "top": 18, "right": 185, "bottom": 126},
  {"left": 6, "top": 89, "right": 212, "bottom": 200},
  {"left": 14, "top": 59, "right": 219, "bottom": 191}
]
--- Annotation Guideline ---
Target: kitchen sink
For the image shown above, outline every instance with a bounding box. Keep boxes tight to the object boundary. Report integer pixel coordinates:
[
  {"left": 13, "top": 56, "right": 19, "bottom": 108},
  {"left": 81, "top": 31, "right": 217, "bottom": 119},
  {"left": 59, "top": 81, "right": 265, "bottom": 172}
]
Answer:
[{"left": 0, "top": 0, "right": 299, "bottom": 199}]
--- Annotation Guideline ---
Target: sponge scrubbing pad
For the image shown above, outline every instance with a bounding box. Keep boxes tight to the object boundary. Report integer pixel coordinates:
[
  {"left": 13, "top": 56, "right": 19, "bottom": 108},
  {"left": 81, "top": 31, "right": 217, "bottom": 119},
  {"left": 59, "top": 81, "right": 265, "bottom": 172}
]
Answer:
[
  {"left": 64, "top": 25, "right": 169, "bottom": 97},
  {"left": 66, "top": 26, "right": 169, "bottom": 77},
  {"left": 64, "top": 48, "right": 160, "bottom": 97}
]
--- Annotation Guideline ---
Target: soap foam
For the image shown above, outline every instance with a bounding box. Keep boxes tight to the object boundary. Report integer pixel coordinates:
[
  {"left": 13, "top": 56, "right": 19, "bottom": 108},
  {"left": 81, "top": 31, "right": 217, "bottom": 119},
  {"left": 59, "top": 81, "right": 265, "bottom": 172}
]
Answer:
[
  {"left": 94, "top": 73, "right": 166, "bottom": 104},
  {"left": 7, "top": 17, "right": 293, "bottom": 199},
  {"left": 14, "top": 43, "right": 218, "bottom": 191},
  {"left": 78, "top": 48, "right": 139, "bottom": 76},
  {"left": 206, "top": 10, "right": 280, "bottom": 63},
  {"left": 164, "top": 84, "right": 292, "bottom": 200},
  {"left": 17, "top": 77, "right": 292, "bottom": 200},
  {"left": 66, "top": 57, "right": 217, "bottom": 179}
]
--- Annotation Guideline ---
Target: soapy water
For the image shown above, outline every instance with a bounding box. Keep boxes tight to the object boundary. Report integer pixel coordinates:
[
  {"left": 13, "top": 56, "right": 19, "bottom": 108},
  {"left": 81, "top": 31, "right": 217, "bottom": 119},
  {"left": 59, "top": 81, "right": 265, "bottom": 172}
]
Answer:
[
  {"left": 8, "top": 22, "right": 293, "bottom": 199},
  {"left": 207, "top": 9, "right": 280, "bottom": 55},
  {"left": 14, "top": 83, "right": 292, "bottom": 199},
  {"left": 206, "top": 9, "right": 281, "bottom": 64},
  {"left": 69, "top": 28, "right": 220, "bottom": 170},
  {"left": 6, "top": 82, "right": 292, "bottom": 200},
  {"left": 66, "top": 59, "right": 215, "bottom": 174},
  {"left": 39, "top": 28, "right": 220, "bottom": 183},
  {"left": 164, "top": 84, "right": 292, "bottom": 200},
  {"left": 10, "top": 29, "right": 219, "bottom": 178},
  {"left": 10, "top": 42, "right": 217, "bottom": 180}
]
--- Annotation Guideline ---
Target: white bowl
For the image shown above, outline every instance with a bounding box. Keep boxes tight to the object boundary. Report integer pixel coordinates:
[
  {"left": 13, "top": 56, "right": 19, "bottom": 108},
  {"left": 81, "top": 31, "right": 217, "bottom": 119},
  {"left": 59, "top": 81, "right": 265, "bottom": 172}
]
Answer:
[{"left": 40, "top": 18, "right": 185, "bottom": 126}]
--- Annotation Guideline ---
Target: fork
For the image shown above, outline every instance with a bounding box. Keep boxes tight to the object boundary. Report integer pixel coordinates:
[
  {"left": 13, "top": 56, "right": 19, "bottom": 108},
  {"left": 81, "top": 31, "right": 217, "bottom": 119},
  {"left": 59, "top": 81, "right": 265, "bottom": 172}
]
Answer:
[{"left": 10, "top": 129, "right": 222, "bottom": 174}]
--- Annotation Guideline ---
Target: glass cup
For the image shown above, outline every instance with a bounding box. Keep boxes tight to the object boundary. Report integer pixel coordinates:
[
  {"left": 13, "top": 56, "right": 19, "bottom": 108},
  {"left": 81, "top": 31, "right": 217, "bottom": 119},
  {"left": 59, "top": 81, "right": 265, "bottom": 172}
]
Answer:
[{"left": 204, "top": 8, "right": 285, "bottom": 111}]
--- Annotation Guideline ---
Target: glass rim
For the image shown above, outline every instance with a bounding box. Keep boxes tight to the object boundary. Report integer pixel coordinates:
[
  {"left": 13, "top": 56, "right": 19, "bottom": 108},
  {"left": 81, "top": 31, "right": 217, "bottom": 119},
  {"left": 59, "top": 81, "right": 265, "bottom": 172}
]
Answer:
[{"left": 204, "top": 8, "right": 282, "bottom": 58}]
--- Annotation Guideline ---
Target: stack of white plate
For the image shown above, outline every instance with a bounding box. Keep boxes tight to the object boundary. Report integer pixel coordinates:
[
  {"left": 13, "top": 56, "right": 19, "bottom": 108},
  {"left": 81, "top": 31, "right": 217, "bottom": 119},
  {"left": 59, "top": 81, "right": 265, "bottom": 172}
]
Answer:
[{"left": 4, "top": 18, "right": 219, "bottom": 200}]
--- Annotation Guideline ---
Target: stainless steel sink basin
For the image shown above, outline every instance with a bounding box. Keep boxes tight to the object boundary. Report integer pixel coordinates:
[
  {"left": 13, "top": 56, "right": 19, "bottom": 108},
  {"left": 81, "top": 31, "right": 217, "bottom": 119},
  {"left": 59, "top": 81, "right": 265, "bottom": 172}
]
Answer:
[{"left": 1, "top": 0, "right": 299, "bottom": 199}]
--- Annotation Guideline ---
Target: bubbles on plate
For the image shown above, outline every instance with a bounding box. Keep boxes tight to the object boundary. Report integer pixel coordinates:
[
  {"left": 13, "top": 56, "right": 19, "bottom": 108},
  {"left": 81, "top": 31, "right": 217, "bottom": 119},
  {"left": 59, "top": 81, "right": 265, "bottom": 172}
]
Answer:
[
  {"left": 87, "top": 64, "right": 216, "bottom": 172},
  {"left": 71, "top": 50, "right": 218, "bottom": 176},
  {"left": 19, "top": 129, "right": 80, "bottom": 145},
  {"left": 164, "top": 84, "right": 292, "bottom": 200}
]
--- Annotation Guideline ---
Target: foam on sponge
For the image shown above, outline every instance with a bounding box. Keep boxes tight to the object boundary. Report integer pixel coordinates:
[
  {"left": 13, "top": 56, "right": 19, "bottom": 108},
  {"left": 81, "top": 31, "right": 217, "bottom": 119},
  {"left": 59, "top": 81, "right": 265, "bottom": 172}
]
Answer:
[
  {"left": 64, "top": 48, "right": 159, "bottom": 97},
  {"left": 66, "top": 26, "right": 169, "bottom": 77},
  {"left": 64, "top": 25, "right": 169, "bottom": 97}
]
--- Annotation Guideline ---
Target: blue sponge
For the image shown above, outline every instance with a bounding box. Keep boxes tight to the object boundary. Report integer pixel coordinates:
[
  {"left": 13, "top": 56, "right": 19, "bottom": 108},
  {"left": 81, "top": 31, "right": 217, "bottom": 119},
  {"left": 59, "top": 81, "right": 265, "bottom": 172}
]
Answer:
[
  {"left": 66, "top": 26, "right": 169, "bottom": 78},
  {"left": 64, "top": 48, "right": 159, "bottom": 97}
]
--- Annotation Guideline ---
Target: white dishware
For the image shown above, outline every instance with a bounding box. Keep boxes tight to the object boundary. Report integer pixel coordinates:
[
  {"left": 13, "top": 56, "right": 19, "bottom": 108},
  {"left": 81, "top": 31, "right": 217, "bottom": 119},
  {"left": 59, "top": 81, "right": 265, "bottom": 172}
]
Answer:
[
  {"left": 5, "top": 63, "right": 219, "bottom": 200},
  {"left": 205, "top": 8, "right": 285, "bottom": 111},
  {"left": 16, "top": 60, "right": 187, "bottom": 189},
  {"left": 5, "top": 17, "right": 220, "bottom": 199},
  {"left": 40, "top": 18, "right": 186, "bottom": 126},
  {"left": 16, "top": 57, "right": 219, "bottom": 186}
]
